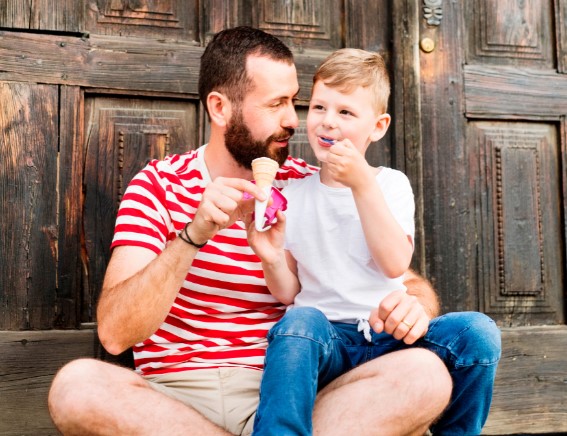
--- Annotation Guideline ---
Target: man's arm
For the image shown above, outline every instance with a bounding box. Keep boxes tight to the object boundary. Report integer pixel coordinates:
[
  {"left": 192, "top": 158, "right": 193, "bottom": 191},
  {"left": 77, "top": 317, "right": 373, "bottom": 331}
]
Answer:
[
  {"left": 97, "top": 238, "right": 200, "bottom": 355},
  {"left": 404, "top": 268, "right": 440, "bottom": 319},
  {"left": 97, "top": 177, "right": 266, "bottom": 355}
]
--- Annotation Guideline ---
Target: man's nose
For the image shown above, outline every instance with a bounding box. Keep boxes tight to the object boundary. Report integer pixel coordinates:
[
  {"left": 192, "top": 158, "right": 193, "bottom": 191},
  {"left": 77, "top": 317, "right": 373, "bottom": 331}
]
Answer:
[{"left": 282, "top": 103, "right": 299, "bottom": 129}]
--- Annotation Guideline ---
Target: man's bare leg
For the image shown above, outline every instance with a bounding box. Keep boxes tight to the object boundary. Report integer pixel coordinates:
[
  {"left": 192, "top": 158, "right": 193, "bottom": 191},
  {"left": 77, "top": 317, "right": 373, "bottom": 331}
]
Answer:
[
  {"left": 48, "top": 358, "right": 230, "bottom": 436},
  {"left": 312, "top": 349, "right": 452, "bottom": 436}
]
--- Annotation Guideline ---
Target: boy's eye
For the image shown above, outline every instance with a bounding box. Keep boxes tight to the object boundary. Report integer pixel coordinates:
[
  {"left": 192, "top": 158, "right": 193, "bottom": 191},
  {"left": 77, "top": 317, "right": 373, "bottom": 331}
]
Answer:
[
  {"left": 312, "top": 104, "right": 324, "bottom": 110},
  {"left": 340, "top": 109, "right": 353, "bottom": 116}
]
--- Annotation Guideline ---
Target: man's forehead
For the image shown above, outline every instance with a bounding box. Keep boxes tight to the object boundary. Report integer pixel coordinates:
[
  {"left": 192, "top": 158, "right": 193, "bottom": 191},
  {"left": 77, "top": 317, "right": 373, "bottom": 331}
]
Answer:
[{"left": 245, "top": 55, "right": 298, "bottom": 94}]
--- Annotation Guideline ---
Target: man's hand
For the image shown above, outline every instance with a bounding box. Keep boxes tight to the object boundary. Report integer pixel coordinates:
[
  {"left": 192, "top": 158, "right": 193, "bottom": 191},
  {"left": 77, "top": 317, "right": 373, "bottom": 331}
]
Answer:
[
  {"left": 369, "top": 290, "right": 430, "bottom": 345},
  {"left": 190, "top": 177, "right": 266, "bottom": 243}
]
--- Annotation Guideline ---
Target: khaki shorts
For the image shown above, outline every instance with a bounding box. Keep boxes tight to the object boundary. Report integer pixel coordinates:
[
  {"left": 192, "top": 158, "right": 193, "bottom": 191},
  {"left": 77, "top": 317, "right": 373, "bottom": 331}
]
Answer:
[{"left": 144, "top": 367, "right": 262, "bottom": 435}]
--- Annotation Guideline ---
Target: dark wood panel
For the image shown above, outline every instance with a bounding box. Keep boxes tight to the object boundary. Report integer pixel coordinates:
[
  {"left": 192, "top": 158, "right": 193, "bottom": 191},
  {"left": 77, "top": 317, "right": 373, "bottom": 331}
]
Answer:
[
  {"left": 0, "top": 82, "right": 59, "bottom": 330},
  {"left": 470, "top": 122, "right": 563, "bottom": 326},
  {"left": 0, "top": 0, "right": 82, "bottom": 32},
  {"left": 84, "top": 0, "right": 198, "bottom": 42},
  {"left": 465, "top": 0, "right": 554, "bottom": 68},
  {"left": 0, "top": 31, "right": 203, "bottom": 94},
  {"left": 345, "top": 0, "right": 390, "bottom": 53},
  {"left": 465, "top": 65, "right": 567, "bottom": 120},
  {"left": 483, "top": 326, "right": 567, "bottom": 434},
  {"left": 557, "top": 0, "right": 567, "bottom": 73},
  {"left": 420, "top": 1, "right": 474, "bottom": 311},
  {"left": 83, "top": 98, "right": 199, "bottom": 318},
  {"left": 0, "top": 329, "right": 96, "bottom": 435},
  {"left": 56, "top": 86, "right": 85, "bottom": 329},
  {"left": 252, "top": 0, "right": 343, "bottom": 52},
  {"left": 392, "top": 0, "right": 424, "bottom": 272}
]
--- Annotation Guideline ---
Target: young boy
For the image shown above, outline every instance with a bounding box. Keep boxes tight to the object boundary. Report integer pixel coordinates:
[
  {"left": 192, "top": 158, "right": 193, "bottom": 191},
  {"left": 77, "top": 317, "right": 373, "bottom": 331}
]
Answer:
[{"left": 247, "top": 48, "right": 415, "bottom": 435}]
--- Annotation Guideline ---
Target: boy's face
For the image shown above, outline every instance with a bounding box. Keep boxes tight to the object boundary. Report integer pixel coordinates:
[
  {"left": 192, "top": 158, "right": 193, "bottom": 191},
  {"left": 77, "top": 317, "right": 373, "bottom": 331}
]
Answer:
[
  {"left": 224, "top": 55, "right": 299, "bottom": 169},
  {"left": 306, "top": 80, "right": 388, "bottom": 163}
]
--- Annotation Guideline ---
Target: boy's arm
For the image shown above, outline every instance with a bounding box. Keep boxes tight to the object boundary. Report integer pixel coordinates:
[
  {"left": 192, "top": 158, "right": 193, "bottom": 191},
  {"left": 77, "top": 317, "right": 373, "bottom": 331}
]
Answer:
[
  {"left": 261, "top": 250, "right": 301, "bottom": 305},
  {"left": 246, "top": 210, "right": 300, "bottom": 305},
  {"left": 327, "top": 141, "right": 413, "bottom": 277}
]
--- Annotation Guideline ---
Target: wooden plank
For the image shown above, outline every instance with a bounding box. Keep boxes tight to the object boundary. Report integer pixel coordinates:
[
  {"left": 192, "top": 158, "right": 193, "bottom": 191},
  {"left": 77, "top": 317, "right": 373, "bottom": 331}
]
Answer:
[
  {"left": 465, "top": 65, "right": 567, "bottom": 120},
  {"left": 392, "top": 0, "right": 425, "bottom": 273},
  {"left": 483, "top": 326, "right": 567, "bottom": 434},
  {"left": 56, "top": 86, "right": 84, "bottom": 328},
  {"left": 0, "top": 0, "right": 82, "bottom": 31},
  {"left": 419, "top": 1, "right": 475, "bottom": 311},
  {"left": 0, "top": 329, "right": 96, "bottom": 435},
  {"left": 1, "top": 327, "right": 566, "bottom": 435},
  {"left": 0, "top": 82, "right": 59, "bottom": 330},
  {"left": 0, "top": 31, "right": 203, "bottom": 94}
]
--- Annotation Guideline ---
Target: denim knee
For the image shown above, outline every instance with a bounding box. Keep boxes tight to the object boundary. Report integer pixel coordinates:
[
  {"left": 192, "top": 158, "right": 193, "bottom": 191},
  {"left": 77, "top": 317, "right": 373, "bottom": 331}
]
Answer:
[
  {"left": 425, "top": 312, "right": 501, "bottom": 367},
  {"left": 268, "top": 307, "right": 336, "bottom": 344}
]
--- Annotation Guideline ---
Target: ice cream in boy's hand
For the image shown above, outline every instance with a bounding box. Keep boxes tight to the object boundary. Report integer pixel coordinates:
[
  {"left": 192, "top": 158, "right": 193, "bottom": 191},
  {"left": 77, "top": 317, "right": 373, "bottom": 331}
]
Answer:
[{"left": 251, "top": 157, "right": 279, "bottom": 231}]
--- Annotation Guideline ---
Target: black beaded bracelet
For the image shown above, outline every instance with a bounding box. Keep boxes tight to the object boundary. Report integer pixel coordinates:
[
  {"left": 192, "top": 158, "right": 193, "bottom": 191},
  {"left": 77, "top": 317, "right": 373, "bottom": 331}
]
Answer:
[{"left": 179, "top": 222, "right": 207, "bottom": 249}]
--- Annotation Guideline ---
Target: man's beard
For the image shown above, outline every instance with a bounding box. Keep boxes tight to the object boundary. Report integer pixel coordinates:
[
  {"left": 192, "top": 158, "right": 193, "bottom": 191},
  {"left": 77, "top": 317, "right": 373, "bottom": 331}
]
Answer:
[{"left": 224, "top": 110, "right": 294, "bottom": 170}]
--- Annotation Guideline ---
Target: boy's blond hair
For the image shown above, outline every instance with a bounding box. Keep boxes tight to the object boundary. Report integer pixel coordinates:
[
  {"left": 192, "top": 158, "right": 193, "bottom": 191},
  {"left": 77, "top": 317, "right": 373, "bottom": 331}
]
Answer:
[{"left": 313, "top": 48, "right": 390, "bottom": 115}]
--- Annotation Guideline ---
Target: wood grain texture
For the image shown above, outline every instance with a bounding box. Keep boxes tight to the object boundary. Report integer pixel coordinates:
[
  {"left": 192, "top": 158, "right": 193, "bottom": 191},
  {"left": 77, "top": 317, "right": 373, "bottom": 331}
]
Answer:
[
  {"left": 0, "top": 82, "right": 59, "bottom": 330},
  {"left": 483, "top": 326, "right": 567, "bottom": 434},
  {"left": 0, "top": 0, "right": 82, "bottom": 32},
  {"left": 0, "top": 330, "right": 96, "bottom": 435},
  {"left": 465, "top": 65, "right": 567, "bottom": 120},
  {"left": 0, "top": 31, "right": 203, "bottom": 95}
]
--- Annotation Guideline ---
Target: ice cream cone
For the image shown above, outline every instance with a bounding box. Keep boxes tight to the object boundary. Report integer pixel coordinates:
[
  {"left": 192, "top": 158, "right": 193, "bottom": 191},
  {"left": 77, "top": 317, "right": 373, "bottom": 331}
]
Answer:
[
  {"left": 252, "top": 157, "right": 279, "bottom": 188},
  {"left": 251, "top": 157, "right": 279, "bottom": 232}
]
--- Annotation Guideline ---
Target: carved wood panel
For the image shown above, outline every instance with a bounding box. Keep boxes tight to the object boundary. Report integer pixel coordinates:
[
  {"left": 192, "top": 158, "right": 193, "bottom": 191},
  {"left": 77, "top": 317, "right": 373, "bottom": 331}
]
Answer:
[
  {"left": 83, "top": 98, "right": 198, "bottom": 322},
  {"left": 471, "top": 122, "right": 563, "bottom": 326},
  {"left": 466, "top": 0, "right": 554, "bottom": 67},
  {"left": 85, "top": 0, "right": 198, "bottom": 42}
]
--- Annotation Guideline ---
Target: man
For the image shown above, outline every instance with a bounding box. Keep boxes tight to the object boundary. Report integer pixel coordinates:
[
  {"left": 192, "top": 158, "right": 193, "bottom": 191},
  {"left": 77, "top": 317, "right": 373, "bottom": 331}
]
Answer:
[{"left": 48, "top": 26, "right": 500, "bottom": 435}]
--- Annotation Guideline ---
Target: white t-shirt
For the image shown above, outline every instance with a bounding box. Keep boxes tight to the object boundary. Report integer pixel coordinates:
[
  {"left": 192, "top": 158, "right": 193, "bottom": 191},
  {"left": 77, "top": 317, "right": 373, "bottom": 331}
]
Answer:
[{"left": 283, "top": 168, "right": 415, "bottom": 324}]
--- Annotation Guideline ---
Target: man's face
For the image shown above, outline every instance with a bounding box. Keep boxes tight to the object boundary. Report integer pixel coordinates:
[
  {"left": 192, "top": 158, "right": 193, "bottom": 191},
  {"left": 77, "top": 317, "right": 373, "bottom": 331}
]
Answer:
[
  {"left": 224, "top": 55, "right": 300, "bottom": 169},
  {"left": 224, "top": 107, "right": 292, "bottom": 168}
]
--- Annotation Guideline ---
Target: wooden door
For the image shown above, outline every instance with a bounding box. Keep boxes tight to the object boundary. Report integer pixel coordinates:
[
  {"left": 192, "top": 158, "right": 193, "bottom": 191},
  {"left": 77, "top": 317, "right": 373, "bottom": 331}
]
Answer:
[{"left": 413, "top": 0, "right": 567, "bottom": 432}]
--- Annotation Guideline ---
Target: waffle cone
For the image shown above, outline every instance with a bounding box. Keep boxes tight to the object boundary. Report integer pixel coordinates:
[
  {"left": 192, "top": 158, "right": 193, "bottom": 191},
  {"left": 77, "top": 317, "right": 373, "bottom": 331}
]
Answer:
[{"left": 252, "top": 157, "right": 279, "bottom": 189}]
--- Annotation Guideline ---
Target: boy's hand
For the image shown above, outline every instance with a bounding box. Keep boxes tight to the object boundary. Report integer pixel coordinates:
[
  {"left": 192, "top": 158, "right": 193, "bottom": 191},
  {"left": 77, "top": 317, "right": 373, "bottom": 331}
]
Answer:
[
  {"left": 327, "top": 139, "right": 374, "bottom": 189},
  {"left": 369, "top": 290, "right": 430, "bottom": 345},
  {"left": 245, "top": 210, "right": 287, "bottom": 265}
]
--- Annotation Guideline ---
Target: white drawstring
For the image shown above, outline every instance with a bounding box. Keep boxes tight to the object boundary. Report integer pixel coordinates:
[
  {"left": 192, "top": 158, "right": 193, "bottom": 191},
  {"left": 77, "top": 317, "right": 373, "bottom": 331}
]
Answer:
[{"left": 356, "top": 318, "right": 372, "bottom": 342}]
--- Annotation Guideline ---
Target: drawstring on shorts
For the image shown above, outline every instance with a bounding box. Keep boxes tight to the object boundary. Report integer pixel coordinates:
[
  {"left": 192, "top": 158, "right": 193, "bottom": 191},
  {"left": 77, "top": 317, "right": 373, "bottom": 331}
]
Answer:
[{"left": 356, "top": 318, "right": 372, "bottom": 342}]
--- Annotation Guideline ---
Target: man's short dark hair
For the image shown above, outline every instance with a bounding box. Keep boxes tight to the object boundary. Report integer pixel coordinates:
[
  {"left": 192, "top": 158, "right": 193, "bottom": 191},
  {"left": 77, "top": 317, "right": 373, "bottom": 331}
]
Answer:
[{"left": 198, "top": 26, "right": 294, "bottom": 117}]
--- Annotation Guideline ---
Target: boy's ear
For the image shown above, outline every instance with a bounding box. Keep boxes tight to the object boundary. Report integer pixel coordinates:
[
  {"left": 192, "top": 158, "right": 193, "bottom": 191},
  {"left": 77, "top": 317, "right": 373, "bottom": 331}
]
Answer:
[
  {"left": 370, "top": 113, "right": 391, "bottom": 142},
  {"left": 207, "top": 91, "right": 232, "bottom": 128}
]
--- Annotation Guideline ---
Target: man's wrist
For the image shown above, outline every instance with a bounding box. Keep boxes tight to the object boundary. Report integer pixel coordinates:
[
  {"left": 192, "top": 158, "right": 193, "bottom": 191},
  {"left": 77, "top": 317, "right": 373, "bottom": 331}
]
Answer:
[{"left": 179, "top": 222, "right": 208, "bottom": 249}]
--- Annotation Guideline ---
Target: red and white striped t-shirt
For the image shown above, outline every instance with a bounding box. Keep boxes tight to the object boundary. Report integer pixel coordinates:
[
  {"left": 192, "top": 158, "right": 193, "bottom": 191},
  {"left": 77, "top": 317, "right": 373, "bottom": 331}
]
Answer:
[{"left": 111, "top": 145, "right": 318, "bottom": 376}]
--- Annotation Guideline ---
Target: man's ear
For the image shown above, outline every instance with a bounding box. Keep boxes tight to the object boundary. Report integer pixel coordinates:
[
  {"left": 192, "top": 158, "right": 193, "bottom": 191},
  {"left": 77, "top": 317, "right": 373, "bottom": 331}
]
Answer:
[
  {"left": 207, "top": 91, "right": 232, "bottom": 127},
  {"left": 370, "top": 113, "right": 391, "bottom": 142}
]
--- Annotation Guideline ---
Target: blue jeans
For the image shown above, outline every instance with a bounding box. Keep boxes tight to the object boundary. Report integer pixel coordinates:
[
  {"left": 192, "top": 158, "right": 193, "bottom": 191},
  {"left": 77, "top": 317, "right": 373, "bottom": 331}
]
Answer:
[{"left": 252, "top": 307, "right": 501, "bottom": 436}]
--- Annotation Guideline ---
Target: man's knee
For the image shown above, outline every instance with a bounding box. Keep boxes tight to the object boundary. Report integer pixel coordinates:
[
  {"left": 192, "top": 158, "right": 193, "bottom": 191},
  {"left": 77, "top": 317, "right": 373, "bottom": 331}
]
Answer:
[{"left": 48, "top": 358, "right": 102, "bottom": 422}]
